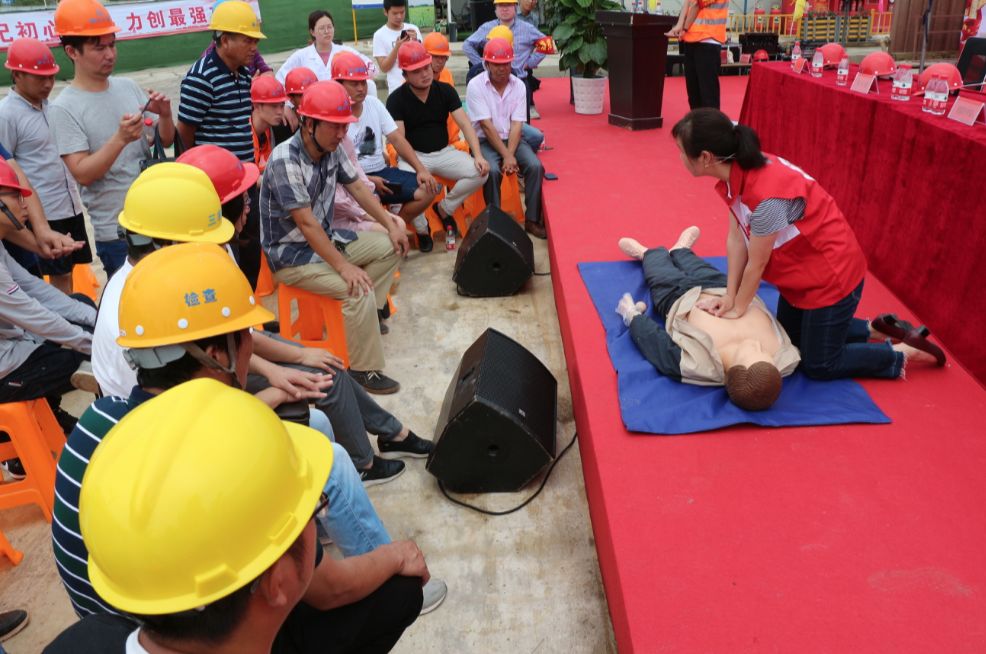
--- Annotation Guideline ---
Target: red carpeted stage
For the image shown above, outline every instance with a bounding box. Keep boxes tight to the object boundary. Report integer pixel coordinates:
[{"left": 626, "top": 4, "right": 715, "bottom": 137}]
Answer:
[{"left": 536, "top": 75, "right": 986, "bottom": 653}]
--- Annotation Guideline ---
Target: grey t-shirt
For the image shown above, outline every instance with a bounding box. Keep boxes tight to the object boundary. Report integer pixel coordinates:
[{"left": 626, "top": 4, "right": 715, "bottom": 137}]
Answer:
[
  {"left": 49, "top": 77, "right": 150, "bottom": 242},
  {"left": 0, "top": 90, "right": 83, "bottom": 222}
]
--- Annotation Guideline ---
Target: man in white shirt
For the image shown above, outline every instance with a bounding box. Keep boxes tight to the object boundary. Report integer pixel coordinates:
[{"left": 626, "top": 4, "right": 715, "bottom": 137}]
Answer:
[
  {"left": 372, "top": 0, "right": 422, "bottom": 94},
  {"left": 465, "top": 39, "right": 545, "bottom": 238}
]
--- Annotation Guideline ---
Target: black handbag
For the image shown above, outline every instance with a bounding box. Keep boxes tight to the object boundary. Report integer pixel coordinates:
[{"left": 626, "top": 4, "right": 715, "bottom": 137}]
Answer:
[{"left": 139, "top": 125, "right": 185, "bottom": 171}]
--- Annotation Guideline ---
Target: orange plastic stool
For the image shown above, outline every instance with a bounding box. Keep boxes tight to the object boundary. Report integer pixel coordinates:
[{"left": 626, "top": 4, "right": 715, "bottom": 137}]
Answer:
[
  {"left": 256, "top": 253, "right": 276, "bottom": 298},
  {"left": 277, "top": 284, "right": 350, "bottom": 368},
  {"left": 0, "top": 399, "right": 66, "bottom": 523},
  {"left": 45, "top": 264, "right": 100, "bottom": 301},
  {"left": 498, "top": 173, "right": 525, "bottom": 224},
  {"left": 0, "top": 528, "right": 23, "bottom": 565},
  {"left": 72, "top": 264, "right": 100, "bottom": 301}
]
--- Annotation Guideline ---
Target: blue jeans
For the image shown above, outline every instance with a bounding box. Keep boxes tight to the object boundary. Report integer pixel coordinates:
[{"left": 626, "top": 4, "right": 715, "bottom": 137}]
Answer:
[
  {"left": 521, "top": 123, "right": 544, "bottom": 151},
  {"left": 95, "top": 238, "right": 128, "bottom": 279},
  {"left": 309, "top": 408, "right": 391, "bottom": 556},
  {"left": 776, "top": 280, "right": 903, "bottom": 380}
]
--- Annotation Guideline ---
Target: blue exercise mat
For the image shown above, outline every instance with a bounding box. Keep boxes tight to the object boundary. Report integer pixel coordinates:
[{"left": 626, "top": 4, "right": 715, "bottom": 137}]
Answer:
[{"left": 578, "top": 258, "right": 891, "bottom": 434}]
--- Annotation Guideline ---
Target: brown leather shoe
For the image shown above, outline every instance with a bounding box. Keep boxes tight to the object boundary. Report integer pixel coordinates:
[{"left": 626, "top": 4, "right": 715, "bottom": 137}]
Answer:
[{"left": 525, "top": 220, "right": 547, "bottom": 239}]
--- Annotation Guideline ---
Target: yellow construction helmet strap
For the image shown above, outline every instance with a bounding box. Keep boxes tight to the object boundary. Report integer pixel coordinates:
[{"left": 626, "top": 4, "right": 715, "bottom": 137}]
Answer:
[{"left": 124, "top": 333, "right": 242, "bottom": 387}]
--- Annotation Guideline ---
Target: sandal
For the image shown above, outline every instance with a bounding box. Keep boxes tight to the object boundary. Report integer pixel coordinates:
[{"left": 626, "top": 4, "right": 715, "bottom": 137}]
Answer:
[
  {"left": 902, "top": 328, "right": 946, "bottom": 367},
  {"left": 871, "top": 313, "right": 929, "bottom": 341}
]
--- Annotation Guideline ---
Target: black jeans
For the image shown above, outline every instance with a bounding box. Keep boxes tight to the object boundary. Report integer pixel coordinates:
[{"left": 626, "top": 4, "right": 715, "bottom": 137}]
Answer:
[
  {"left": 235, "top": 185, "right": 262, "bottom": 290},
  {"left": 643, "top": 247, "right": 726, "bottom": 318},
  {"left": 628, "top": 247, "right": 726, "bottom": 379},
  {"left": 273, "top": 575, "right": 423, "bottom": 654},
  {"left": 776, "top": 280, "right": 902, "bottom": 380},
  {"left": 682, "top": 41, "right": 721, "bottom": 110}
]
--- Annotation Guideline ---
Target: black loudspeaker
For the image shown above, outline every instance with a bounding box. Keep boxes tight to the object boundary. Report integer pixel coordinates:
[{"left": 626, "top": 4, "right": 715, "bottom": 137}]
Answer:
[
  {"left": 427, "top": 328, "right": 557, "bottom": 493},
  {"left": 453, "top": 206, "right": 534, "bottom": 297}
]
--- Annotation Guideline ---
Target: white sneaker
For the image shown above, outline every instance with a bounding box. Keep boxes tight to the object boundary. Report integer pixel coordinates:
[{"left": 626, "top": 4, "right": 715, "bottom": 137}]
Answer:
[
  {"left": 529, "top": 106, "right": 541, "bottom": 120},
  {"left": 420, "top": 577, "right": 448, "bottom": 615}
]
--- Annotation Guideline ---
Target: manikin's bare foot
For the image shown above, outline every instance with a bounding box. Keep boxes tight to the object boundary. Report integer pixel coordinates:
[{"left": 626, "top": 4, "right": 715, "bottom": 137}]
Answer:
[
  {"left": 670, "top": 226, "right": 701, "bottom": 251},
  {"left": 618, "top": 237, "right": 648, "bottom": 260},
  {"left": 892, "top": 342, "right": 937, "bottom": 366}
]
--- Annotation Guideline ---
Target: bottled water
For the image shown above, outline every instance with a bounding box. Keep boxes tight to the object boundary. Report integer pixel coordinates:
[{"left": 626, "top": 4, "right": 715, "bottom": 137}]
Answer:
[
  {"left": 810, "top": 50, "right": 824, "bottom": 78},
  {"left": 791, "top": 40, "right": 802, "bottom": 67},
  {"left": 922, "top": 75, "right": 948, "bottom": 116},
  {"left": 836, "top": 56, "right": 849, "bottom": 86},
  {"left": 891, "top": 65, "right": 913, "bottom": 102}
]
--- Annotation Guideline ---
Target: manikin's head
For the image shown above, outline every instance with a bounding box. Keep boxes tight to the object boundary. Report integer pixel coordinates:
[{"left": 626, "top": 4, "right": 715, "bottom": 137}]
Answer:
[{"left": 724, "top": 340, "right": 782, "bottom": 411}]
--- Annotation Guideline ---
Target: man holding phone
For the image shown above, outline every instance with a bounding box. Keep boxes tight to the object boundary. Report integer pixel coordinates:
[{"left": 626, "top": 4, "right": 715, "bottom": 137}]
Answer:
[
  {"left": 373, "top": 0, "right": 422, "bottom": 94},
  {"left": 332, "top": 53, "right": 440, "bottom": 250}
]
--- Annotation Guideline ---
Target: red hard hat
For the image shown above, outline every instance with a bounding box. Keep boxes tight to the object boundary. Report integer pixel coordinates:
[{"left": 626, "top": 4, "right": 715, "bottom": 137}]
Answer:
[
  {"left": 398, "top": 41, "right": 432, "bottom": 71},
  {"left": 177, "top": 145, "right": 259, "bottom": 204},
  {"left": 284, "top": 67, "right": 319, "bottom": 96},
  {"left": 817, "top": 42, "right": 847, "bottom": 68},
  {"left": 860, "top": 51, "right": 896, "bottom": 77},
  {"left": 250, "top": 75, "right": 287, "bottom": 104},
  {"left": 483, "top": 37, "right": 515, "bottom": 64},
  {"left": 0, "top": 159, "right": 32, "bottom": 198},
  {"left": 297, "top": 80, "right": 357, "bottom": 124},
  {"left": 917, "top": 62, "right": 963, "bottom": 92},
  {"left": 4, "top": 38, "right": 60, "bottom": 76},
  {"left": 752, "top": 49, "right": 769, "bottom": 62},
  {"left": 331, "top": 52, "right": 371, "bottom": 81}
]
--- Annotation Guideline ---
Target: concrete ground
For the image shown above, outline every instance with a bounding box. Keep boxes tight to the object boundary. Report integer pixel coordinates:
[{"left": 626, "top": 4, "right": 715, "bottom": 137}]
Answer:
[{"left": 0, "top": 44, "right": 615, "bottom": 653}]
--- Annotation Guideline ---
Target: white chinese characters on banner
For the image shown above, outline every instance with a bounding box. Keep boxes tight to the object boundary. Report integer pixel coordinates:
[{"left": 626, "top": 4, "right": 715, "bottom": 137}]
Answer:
[{"left": 0, "top": 0, "right": 261, "bottom": 52}]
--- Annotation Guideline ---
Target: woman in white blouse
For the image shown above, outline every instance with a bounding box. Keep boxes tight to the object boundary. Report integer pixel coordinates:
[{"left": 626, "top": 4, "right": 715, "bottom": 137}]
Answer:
[{"left": 276, "top": 10, "right": 379, "bottom": 127}]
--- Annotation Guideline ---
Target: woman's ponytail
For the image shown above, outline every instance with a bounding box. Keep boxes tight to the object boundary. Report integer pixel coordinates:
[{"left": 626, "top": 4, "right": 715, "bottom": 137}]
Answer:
[
  {"left": 671, "top": 109, "right": 767, "bottom": 170},
  {"left": 733, "top": 124, "right": 767, "bottom": 170}
]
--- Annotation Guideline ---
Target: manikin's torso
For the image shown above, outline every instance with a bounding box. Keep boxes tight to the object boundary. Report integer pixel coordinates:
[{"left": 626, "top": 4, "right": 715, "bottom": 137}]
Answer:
[{"left": 686, "top": 292, "right": 781, "bottom": 367}]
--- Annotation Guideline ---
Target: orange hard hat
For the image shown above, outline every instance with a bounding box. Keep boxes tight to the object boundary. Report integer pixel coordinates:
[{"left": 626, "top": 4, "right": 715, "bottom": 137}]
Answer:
[
  {"left": 752, "top": 49, "right": 769, "bottom": 62},
  {"left": 817, "top": 43, "right": 847, "bottom": 68},
  {"left": 423, "top": 32, "right": 452, "bottom": 57},
  {"left": 917, "top": 62, "right": 963, "bottom": 92},
  {"left": 483, "top": 37, "right": 514, "bottom": 64},
  {"left": 284, "top": 67, "right": 319, "bottom": 96},
  {"left": 398, "top": 41, "right": 432, "bottom": 71},
  {"left": 54, "top": 0, "right": 120, "bottom": 37},
  {"left": 297, "top": 80, "right": 357, "bottom": 124},
  {"left": 177, "top": 145, "right": 260, "bottom": 204},
  {"left": 250, "top": 75, "right": 287, "bottom": 104},
  {"left": 860, "top": 51, "right": 896, "bottom": 78},
  {"left": 331, "top": 52, "right": 372, "bottom": 81},
  {"left": 0, "top": 159, "right": 32, "bottom": 198},
  {"left": 5, "top": 38, "right": 60, "bottom": 76}
]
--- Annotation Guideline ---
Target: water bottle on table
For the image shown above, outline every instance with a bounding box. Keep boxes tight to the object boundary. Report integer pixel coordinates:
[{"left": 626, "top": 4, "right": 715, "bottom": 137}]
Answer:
[
  {"left": 836, "top": 56, "right": 849, "bottom": 86},
  {"left": 891, "top": 65, "right": 913, "bottom": 101},
  {"left": 810, "top": 50, "right": 824, "bottom": 78},
  {"left": 790, "top": 40, "right": 802, "bottom": 69},
  {"left": 922, "top": 75, "right": 948, "bottom": 116}
]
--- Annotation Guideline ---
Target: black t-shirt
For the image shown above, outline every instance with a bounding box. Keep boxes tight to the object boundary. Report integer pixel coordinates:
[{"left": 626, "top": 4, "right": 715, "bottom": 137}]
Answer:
[
  {"left": 385, "top": 81, "right": 461, "bottom": 154},
  {"left": 43, "top": 614, "right": 137, "bottom": 653}
]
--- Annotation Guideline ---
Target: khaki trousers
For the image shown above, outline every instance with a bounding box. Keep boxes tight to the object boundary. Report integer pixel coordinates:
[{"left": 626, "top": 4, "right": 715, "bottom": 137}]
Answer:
[{"left": 274, "top": 232, "right": 401, "bottom": 372}]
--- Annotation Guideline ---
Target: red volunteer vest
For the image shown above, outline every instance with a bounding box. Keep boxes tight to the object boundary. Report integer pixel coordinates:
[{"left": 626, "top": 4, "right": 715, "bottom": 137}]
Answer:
[{"left": 714, "top": 154, "right": 867, "bottom": 309}]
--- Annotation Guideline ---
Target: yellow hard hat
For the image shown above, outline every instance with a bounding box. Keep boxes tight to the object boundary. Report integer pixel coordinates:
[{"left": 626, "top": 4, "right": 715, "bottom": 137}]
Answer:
[
  {"left": 117, "top": 242, "right": 273, "bottom": 349},
  {"left": 118, "top": 163, "right": 235, "bottom": 244},
  {"left": 488, "top": 25, "right": 514, "bottom": 45},
  {"left": 209, "top": 0, "right": 266, "bottom": 39},
  {"left": 80, "top": 378, "right": 332, "bottom": 615},
  {"left": 493, "top": 0, "right": 518, "bottom": 4}
]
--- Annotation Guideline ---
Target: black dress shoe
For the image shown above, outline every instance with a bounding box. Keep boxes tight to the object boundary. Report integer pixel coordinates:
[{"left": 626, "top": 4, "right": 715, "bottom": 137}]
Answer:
[{"left": 417, "top": 232, "right": 434, "bottom": 253}]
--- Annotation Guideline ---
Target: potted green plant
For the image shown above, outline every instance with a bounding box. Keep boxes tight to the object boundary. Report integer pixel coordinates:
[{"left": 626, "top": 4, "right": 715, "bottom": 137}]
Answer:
[{"left": 548, "top": 0, "right": 622, "bottom": 114}]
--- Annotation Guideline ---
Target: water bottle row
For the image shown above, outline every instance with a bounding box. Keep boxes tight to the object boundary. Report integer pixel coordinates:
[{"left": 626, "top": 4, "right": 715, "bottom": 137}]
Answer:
[{"left": 792, "top": 43, "right": 951, "bottom": 117}]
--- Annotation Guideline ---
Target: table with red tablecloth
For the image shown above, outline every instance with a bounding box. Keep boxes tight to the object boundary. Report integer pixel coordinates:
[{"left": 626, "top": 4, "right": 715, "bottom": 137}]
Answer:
[{"left": 740, "top": 62, "right": 986, "bottom": 386}]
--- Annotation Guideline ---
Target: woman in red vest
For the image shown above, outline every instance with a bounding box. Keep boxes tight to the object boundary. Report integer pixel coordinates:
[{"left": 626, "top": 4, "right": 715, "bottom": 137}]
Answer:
[{"left": 670, "top": 108, "right": 944, "bottom": 380}]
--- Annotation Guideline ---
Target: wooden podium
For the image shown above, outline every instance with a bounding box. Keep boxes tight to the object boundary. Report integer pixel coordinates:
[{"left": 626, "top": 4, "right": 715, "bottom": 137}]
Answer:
[{"left": 597, "top": 11, "right": 676, "bottom": 130}]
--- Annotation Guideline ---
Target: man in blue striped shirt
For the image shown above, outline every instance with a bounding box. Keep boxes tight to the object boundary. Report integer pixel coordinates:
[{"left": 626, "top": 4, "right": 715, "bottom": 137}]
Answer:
[{"left": 177, "top": 1, "right": 265, "bottom": 162}]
